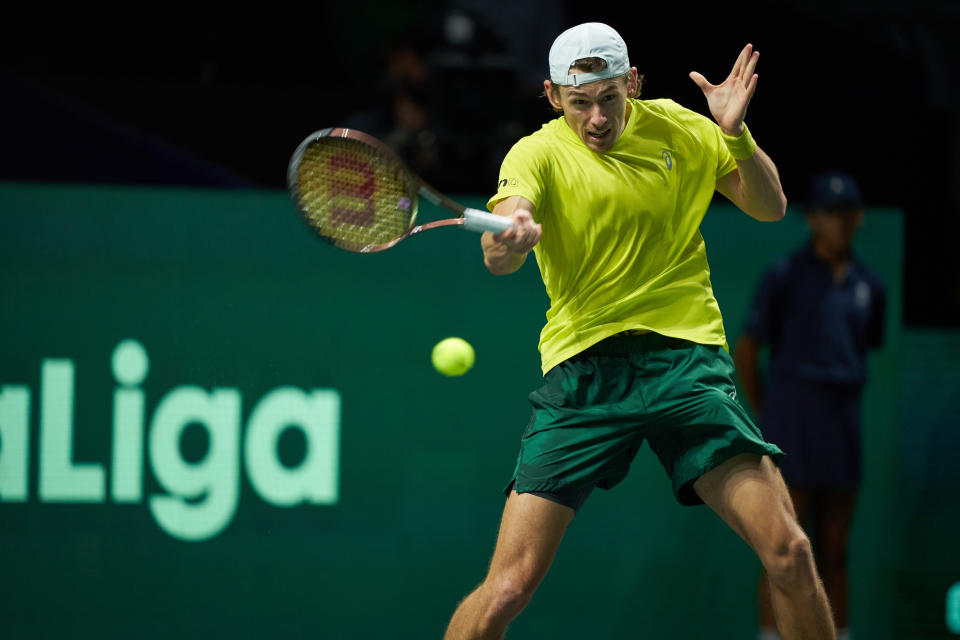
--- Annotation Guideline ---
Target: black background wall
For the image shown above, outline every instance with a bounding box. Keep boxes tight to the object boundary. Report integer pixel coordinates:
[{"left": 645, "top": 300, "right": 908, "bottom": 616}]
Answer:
[{"left": 2, "top": 1, "right": 959, "bottom": 325}]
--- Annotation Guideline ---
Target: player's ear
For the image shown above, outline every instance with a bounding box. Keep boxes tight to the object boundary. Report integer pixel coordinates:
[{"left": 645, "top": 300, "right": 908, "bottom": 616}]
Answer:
[
  {"left": 626, "top": 68, "right": 639, "bottom": 96},
  {"left": 544, "top": 80, "right": 563, "bottom": 110}
]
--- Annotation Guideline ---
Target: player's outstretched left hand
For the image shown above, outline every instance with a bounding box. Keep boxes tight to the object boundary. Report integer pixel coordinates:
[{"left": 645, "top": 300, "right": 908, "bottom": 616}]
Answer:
[{"left": 689, "top": 44, "right": 759, "bottom": 136}]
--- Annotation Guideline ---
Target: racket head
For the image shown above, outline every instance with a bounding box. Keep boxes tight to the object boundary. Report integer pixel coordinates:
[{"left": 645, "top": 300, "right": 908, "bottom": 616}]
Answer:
[{"left": 287, "top": 128, "right": 422, "bottom": 253}]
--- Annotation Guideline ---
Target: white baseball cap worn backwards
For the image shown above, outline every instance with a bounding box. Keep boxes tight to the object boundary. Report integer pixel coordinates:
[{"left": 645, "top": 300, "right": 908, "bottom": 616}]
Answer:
[{"left": 548, "top": 22, "right": 630, "bottom": 87}]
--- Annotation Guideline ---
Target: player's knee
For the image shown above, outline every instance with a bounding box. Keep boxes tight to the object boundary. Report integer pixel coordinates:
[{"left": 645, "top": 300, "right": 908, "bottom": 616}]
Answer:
[
  {"left": 763, "top": 532, "right": 817, "bottom": 592},
  {"left": 483, "top": 573, "right": 536, "bottom": 623}
]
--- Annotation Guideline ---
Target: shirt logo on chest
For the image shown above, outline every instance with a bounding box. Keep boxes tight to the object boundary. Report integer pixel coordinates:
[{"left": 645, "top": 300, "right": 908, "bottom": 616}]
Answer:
[{"left": 661, "top": 150, "right": 673, "bottom": 171}]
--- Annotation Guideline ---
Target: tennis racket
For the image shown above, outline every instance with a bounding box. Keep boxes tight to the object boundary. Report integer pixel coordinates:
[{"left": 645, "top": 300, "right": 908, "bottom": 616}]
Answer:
[{"left": 287, "top": 128, "right": 513, "bottom": 253}]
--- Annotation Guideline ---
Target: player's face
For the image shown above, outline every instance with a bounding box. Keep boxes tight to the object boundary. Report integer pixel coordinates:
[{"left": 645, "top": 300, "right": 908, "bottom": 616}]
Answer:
[{"left": 547, "top": 73, "right": 636, "bottom": 152}]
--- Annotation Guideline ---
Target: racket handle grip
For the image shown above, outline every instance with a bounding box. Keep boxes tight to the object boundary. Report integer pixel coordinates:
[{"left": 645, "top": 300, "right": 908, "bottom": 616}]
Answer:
[{"left": 463, "top": 208, "right": 513, "bottom": 234}]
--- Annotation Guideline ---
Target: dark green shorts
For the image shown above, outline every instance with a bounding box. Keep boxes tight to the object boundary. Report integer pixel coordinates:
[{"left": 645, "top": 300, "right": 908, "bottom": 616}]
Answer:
[{"left": 506, "top": 332, "right": 784, "bottom": 506}]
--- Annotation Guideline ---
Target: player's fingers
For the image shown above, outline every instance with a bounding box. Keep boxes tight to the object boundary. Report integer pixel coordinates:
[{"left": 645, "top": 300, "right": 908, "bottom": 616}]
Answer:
[
  {"left": 732, "top": 44, "right": 752, "bottom": 79},
  {"left": 743, "top": 50, "right": 759, "bottom": 85},
  {"left": 524, "top": 229, "right": 541, "bottom": 251},
  {"left": 501, "top": 224, "right": 525, "bottom": 243},
  {"left": 514, "top": 225, "right": 540, "bottom": 252},
  {"left": 494, "top": 226, "right": 519, "bottom": 243},
  {"left": 689, "top": 71, "right": 711, "bottom": 91},
  {"left": 516, "top": 220, "right": 537, "bottom": 237},
  {"left": 511, "top": 209, "right": 534, "bottom": 225}
]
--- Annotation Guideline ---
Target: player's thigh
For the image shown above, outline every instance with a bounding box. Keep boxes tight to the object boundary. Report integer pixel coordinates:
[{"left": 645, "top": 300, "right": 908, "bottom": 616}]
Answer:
[
  {"left": 693, "top": 453, "right": 802, "bottom": 558},
  {"left": 485, "top": 491, "right": 575, "bottom": 590}
]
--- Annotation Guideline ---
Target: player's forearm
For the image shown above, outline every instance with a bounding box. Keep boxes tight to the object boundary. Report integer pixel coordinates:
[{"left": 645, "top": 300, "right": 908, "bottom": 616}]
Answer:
[
  {"left": 482, "top": 235, "right": 527, "bottom": 275},
  {"left": 734, "top": 146, "right": 787, "bottom": 222}
]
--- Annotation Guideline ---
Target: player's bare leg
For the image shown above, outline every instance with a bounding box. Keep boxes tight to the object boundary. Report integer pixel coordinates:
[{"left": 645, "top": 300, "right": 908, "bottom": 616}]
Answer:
[
  {"left": 694, "top": 454, "right": 836, "bottom": 640},
  {"left": 444, "top": 491, "right": 574, "bottom": 640},
  {"left": 758, "top": 486, "right": 811, "bottom": 634}
]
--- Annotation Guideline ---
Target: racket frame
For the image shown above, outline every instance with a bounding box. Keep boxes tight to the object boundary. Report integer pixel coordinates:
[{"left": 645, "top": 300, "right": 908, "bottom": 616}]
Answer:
[{"left": 287, "top": 127, "right": 511, "bottom": 253}]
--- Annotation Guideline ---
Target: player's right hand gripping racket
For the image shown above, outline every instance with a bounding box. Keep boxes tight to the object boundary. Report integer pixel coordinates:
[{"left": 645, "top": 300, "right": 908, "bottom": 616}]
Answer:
[{"left": 287, "top": 128, "right": 513, "bottom": 253}]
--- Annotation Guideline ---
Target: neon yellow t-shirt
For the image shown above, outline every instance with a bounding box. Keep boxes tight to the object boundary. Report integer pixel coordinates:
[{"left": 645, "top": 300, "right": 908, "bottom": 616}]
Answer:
[{"left": 487, "top": 98, "right": 738, "bottom": 375}]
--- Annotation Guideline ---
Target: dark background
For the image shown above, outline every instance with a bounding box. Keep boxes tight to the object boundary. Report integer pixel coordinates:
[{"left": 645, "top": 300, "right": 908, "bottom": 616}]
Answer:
[{"left": 2, "top": 0, "right": 959, "bottom": 325}]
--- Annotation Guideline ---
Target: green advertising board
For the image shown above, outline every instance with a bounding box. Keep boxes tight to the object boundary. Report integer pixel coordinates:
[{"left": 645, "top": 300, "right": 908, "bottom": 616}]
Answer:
[{"left": 0, "top": 183, "right": 924, "bottom": 638}]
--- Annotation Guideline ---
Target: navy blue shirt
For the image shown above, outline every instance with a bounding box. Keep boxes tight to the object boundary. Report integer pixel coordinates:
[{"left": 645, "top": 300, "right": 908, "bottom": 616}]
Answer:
[{"left": 743, "top": 242, "right": 886, "bottom": 386}]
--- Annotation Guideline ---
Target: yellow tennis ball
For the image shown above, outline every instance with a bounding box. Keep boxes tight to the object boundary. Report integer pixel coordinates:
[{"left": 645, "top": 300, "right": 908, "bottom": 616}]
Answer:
[{"left": 431, "top": 337, "right": 475, "bottom": 377}]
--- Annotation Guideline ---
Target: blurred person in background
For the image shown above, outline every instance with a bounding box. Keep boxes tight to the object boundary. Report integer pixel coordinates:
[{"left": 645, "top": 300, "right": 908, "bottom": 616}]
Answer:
[
  {"left": 734, "top": 171, "right": 887, "bottom": 640},
  {"left": 343, "top": 30, "right": 440, "bottom": 182},
  {"left": 344, "top": 9, "right": 530, "bottom": 195}
]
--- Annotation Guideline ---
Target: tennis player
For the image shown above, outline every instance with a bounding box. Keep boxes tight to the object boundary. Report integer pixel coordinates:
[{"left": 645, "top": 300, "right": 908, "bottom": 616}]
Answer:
[{"left": 443, "top": 23, "right": 836, "bottom": 640}]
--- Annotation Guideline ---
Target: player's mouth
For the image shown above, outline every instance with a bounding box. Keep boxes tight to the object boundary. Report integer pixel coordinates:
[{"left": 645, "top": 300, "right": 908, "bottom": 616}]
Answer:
[{"left": 586, "top": 129, "right": 610, "bottom": 141}]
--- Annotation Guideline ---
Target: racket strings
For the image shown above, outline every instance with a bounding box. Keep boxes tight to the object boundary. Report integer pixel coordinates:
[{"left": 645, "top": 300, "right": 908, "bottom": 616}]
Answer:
[{"left": 295, "top": 139, "right": 417, "bottom": 251}]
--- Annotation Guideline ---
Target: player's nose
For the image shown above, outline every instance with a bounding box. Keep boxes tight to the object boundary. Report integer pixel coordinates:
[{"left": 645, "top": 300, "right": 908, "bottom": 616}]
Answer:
[{"left": 589, "top": 106, "right": 607, "bottom": 126}]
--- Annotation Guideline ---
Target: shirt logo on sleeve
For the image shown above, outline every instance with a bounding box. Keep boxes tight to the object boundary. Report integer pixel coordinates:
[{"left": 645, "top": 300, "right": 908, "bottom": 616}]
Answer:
[{"left": 498, "top": 178, "right": 519, "bottom": 190}]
